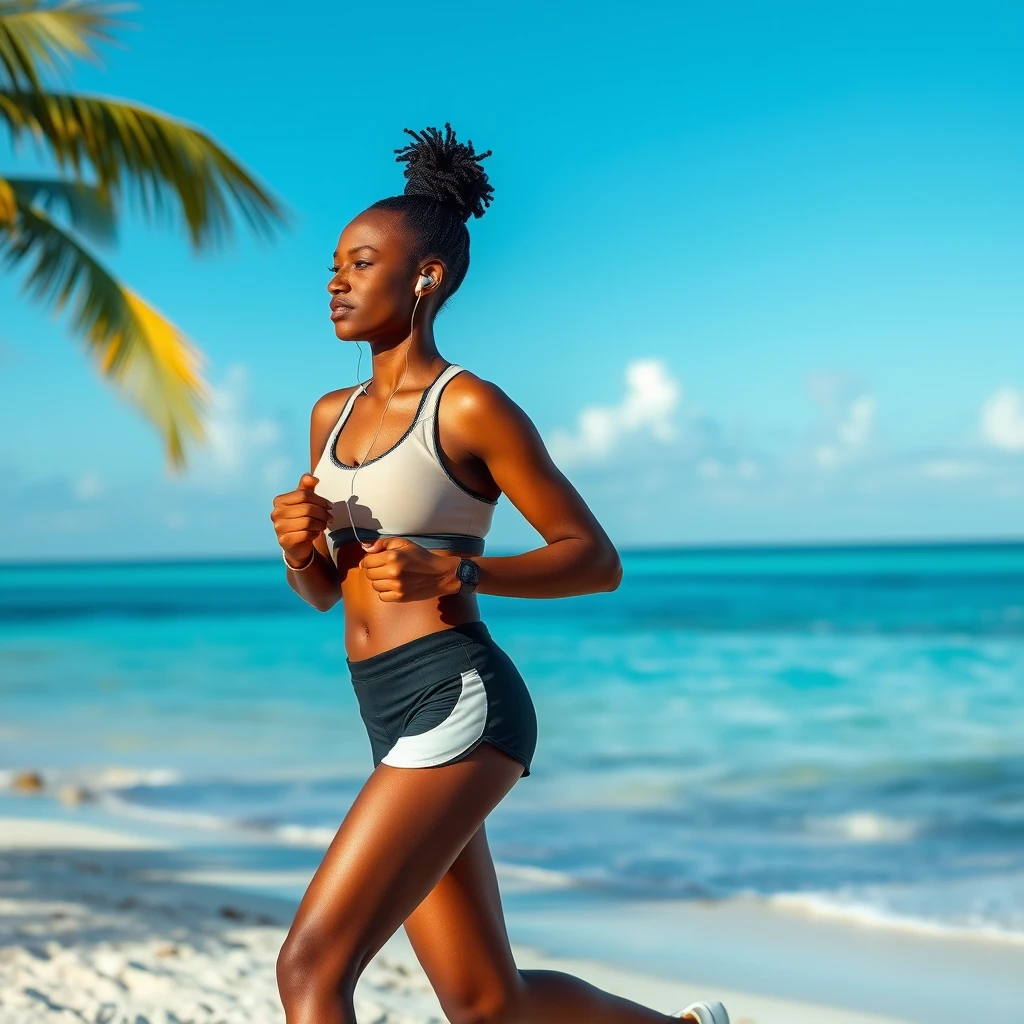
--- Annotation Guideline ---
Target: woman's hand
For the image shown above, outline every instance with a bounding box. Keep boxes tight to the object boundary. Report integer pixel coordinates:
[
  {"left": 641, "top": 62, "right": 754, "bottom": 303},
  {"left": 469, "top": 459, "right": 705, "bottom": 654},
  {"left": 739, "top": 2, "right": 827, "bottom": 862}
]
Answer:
[
  {"left": 271, "top": 474, "right": 333, "bottom": 567},
  {"left": 359, "top": 537, "right": 461, "bottom": 602}
]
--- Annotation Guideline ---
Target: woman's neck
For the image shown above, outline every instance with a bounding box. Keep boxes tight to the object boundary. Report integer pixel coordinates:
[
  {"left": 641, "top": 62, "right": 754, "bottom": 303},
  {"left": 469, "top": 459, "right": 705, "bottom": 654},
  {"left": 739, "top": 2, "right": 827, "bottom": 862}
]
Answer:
[{"left": 365, "top": 330, "right": 445, "bottom": 394}]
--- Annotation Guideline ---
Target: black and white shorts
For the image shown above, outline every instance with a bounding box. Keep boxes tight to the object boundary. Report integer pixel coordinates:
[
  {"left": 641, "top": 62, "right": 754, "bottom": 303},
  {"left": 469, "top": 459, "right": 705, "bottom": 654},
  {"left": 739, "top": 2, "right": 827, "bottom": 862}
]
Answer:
[{"left": 347, "top": 620, "right": 537, "bottom": 777}]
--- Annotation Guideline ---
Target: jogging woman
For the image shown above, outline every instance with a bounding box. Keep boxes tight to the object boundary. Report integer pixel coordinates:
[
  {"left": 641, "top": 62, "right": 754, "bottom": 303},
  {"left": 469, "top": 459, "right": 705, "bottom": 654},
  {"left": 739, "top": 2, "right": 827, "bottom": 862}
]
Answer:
[{"left": 270, "top": 124, "right": 729, "bottom": 1024}]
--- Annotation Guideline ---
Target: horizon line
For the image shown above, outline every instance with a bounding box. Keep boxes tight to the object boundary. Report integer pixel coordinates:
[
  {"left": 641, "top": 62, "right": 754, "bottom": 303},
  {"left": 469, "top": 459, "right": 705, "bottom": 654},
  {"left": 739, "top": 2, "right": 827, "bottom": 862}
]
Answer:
[{"left": 3, "top": 534, "right": 1024, "bottom": 570}]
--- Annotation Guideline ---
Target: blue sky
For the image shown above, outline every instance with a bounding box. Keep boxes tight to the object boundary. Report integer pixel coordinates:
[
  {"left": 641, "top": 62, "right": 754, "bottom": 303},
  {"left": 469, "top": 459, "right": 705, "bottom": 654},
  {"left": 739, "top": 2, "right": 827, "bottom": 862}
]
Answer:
[{"left": 2, "top": 0, "right": 1024, "bottom": 559}]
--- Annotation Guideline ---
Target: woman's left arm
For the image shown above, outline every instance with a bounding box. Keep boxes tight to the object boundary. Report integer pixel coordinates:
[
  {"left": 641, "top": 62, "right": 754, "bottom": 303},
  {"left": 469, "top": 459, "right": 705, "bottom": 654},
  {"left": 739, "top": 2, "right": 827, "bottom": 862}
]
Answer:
[
  {"left": 460, "top": 379, "right": 622, "bottom": 599},
  {"left": 360, "top": 377, "right": 622, "bottom": 601}
]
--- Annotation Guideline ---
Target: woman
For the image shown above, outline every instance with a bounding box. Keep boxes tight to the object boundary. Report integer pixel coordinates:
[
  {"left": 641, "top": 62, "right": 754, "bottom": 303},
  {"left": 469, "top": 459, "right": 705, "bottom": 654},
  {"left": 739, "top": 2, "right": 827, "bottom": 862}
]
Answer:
[{"left": 270, "top": 124, "right": 730, "bottom": 1024}]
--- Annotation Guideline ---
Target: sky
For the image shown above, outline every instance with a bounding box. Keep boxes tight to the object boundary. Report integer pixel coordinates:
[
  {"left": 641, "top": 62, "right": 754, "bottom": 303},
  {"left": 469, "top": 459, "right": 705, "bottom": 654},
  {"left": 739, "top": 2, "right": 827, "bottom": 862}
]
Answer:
[{"left": 2, "top": 0, "right": 1024, "bottom": 560}]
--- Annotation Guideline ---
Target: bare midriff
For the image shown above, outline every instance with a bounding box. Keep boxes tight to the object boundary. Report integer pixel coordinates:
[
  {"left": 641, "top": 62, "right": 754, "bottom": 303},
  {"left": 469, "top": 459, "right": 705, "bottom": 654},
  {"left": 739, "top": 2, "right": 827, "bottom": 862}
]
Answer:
[{"left": 334, "top": 541, "right": 481, "bottom": 662}]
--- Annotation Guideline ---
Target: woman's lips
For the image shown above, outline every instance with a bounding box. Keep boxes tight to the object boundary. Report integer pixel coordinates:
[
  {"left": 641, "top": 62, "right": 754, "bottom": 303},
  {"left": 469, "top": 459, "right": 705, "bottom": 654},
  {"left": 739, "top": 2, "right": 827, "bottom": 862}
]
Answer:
[{"left": 330, "top": 304, "right": 353, "bottom": 321}]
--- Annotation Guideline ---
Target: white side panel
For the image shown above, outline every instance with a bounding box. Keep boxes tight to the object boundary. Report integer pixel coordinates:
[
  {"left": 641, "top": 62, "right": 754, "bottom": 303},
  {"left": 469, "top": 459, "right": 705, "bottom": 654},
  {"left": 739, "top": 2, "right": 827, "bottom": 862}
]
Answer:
[{"left": 381, "top": 668, "right": 488, "bottom": 769}]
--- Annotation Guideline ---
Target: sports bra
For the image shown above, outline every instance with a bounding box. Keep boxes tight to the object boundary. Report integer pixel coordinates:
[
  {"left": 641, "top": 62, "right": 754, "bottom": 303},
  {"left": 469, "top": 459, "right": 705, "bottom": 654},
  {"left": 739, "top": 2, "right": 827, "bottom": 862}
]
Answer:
[{"left": 313, "top": 363, "right": 498, "bottom": 561}]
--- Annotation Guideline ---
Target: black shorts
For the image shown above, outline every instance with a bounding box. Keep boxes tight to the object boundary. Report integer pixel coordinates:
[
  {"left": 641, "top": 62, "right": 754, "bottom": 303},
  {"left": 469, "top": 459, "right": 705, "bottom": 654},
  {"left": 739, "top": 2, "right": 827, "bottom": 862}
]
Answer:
[{"left": 346, "top": 620, "right": 537, "bottom": 777}]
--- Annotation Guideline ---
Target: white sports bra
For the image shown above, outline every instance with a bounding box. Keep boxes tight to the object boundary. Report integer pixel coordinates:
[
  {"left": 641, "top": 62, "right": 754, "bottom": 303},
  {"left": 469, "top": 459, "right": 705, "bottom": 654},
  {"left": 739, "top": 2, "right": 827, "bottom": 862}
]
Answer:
[{"left": 313, "top": 363, "right": 497, "bottom": 561}]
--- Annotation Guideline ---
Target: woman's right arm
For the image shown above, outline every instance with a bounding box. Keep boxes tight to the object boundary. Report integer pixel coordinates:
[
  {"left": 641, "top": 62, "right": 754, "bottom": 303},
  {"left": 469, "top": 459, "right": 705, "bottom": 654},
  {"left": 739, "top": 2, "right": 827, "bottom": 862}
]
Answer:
[{"left": 270, "top": 393, "right": 347, "bottom": 612}]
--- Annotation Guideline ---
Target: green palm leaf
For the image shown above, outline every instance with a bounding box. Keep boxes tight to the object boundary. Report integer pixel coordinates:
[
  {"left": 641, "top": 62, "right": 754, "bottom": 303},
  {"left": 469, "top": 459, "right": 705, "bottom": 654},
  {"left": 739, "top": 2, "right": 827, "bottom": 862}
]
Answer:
[
  {"left": 2, "top": 88, "right": 288, "bottom": 247},
  {"left": 0, "top": 0, "right": 126, "bottom": 92},
  {"left": 5, "top": 173, "right": 114, "bottom": 241},
  {"left": 1, "top": 3, "right": 288, "bottom": 468},
  {"left": 1, "top": 184, "right": 207, "bottom": 468}
]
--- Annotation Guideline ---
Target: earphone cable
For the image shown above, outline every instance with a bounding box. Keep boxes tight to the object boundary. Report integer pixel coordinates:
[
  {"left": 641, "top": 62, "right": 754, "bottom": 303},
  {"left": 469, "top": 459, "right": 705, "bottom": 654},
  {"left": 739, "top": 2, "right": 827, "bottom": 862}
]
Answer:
[{"left": 342, "top": 290, "right": 424, "bottom": 552}]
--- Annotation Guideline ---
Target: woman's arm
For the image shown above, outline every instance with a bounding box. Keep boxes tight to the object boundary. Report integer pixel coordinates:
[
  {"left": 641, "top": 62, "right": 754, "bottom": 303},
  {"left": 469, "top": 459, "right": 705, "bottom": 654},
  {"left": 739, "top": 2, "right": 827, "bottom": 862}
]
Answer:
[
  {"left": 359, "top": 376, "right": 622, "bottom": 601},
  {"left": 457, "top": 377, "right": 621, "bottom": 598},
  {"left": 271, "top": 392, "right": 347, "bottom": 612}
]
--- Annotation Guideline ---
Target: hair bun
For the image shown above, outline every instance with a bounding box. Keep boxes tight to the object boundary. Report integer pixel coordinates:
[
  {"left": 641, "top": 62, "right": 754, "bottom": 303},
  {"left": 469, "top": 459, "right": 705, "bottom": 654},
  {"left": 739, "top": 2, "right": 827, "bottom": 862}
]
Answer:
[{"left": 395, "top": 123, "right": 494, "bottom": 222}]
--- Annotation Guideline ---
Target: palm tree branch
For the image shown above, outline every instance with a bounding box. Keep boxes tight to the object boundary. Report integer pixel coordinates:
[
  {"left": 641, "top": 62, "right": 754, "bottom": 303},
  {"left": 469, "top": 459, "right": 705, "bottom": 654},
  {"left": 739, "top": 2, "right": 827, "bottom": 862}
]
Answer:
[
  {"left": 0, "top": 88, "right": 289, "bottom": 247},
  {"left": 3, "top": 172, "right": 114, "bottom": 241},
  {"left": 0, "top": 192, "right": 207, "bottom": 467},
  {"left": 0, "top": 1, "right": 129, "bottom": 92}
]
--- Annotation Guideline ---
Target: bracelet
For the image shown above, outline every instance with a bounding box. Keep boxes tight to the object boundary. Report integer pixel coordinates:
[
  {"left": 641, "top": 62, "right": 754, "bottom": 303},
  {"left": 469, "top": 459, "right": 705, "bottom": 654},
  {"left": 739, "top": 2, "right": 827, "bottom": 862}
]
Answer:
[{"left": 282, "top": 547, "right": 317, "bottom": 571}]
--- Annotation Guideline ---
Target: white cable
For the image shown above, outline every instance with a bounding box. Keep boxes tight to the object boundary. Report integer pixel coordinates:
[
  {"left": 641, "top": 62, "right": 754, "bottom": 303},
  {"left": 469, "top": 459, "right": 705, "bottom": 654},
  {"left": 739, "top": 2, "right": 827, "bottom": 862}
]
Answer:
[{"left": 342, "top": 290, "right": 424, "bottom": 552}]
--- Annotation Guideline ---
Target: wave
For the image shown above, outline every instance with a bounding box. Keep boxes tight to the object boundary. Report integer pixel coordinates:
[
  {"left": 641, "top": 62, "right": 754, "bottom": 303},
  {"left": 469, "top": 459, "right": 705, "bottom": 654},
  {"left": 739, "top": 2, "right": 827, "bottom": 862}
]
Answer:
[
  {"left": 803, "top": 811, "right": 920, "bottom": 843},
  {"left": 767, "top": 890, "right": 1024, "bottom": 946}
]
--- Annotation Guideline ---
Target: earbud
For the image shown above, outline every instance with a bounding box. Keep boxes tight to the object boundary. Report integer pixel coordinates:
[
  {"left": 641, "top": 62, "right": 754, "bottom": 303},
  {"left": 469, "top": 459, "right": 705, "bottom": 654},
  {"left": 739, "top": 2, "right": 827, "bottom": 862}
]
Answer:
[{"left": 415, "top": 274, "right": 434, "bottom": 296}]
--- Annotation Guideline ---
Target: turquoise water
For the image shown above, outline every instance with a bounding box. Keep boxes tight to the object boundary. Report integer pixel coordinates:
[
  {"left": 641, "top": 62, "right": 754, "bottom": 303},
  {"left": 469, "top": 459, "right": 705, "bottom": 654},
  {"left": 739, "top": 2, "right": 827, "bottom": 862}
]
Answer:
[{"left": 3, "top": 544, "right": 1024, "bottom": 939}]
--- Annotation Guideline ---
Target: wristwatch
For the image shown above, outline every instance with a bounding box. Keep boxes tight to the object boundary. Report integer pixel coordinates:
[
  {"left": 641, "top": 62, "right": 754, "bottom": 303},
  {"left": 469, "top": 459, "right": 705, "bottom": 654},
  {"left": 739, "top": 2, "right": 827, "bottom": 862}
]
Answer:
[{"left": 455, "top": 557, "right": 480, "bottom": 595}]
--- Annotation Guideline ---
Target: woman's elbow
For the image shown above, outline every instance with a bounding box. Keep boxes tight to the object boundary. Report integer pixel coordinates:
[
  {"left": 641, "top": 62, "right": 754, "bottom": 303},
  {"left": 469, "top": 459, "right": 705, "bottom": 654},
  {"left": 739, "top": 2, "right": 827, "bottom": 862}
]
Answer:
[
  {"left": 593, "top": 545, "right": 623, "bottom": 592},
  {"left": 312, "top": 592, "right": 342, "bottom": 613}
]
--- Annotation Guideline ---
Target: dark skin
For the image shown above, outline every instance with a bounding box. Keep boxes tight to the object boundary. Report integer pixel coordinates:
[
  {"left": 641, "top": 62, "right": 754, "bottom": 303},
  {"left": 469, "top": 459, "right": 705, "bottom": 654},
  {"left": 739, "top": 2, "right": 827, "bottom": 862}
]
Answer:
[{"left": 269, "top": 208, "right": 697, "bottom": 1024}]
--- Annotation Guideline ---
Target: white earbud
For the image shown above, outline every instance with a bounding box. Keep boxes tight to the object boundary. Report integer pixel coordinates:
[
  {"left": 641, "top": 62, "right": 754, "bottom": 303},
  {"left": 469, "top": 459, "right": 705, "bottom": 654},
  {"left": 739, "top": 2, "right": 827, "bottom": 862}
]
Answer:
[{"left": 415, "top": 274, "right": 434, "bottom": 296}]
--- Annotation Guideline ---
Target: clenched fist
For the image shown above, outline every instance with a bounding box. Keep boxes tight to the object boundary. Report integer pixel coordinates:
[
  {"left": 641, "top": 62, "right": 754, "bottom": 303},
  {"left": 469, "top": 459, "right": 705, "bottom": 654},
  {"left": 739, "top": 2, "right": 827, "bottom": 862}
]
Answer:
[
  {"left": 359, "top": 536, "right": 461, "bottom": 602},
  {"left": 271, "top": 474, "right": 333, "bottom": 568}
]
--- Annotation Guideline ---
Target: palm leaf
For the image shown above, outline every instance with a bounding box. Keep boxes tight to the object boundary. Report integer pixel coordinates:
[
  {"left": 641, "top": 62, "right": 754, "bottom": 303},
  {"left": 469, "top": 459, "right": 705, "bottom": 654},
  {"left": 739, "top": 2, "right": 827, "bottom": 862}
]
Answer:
[
  {"left": 0, "top": 0, "right": 127, "bottom": 91},
  {"left": 4, "top": 173, "right": 114, "bottom": 241},
  {"left": 1, "top": 88, "right": 288, "bottom": 247},
  {"left": 1, "top": 190, "right": 206, "bottom": 467}
]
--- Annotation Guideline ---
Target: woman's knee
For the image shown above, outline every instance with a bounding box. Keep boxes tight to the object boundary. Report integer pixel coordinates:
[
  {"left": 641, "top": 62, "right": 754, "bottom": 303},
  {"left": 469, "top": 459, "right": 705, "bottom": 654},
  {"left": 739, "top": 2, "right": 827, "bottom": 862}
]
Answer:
[
  {"left": 438, "top": 972, "right": 524, "bottom": 1024},
  {"left": 276, "top": 922, "right": 363, "bottom": 1011}
]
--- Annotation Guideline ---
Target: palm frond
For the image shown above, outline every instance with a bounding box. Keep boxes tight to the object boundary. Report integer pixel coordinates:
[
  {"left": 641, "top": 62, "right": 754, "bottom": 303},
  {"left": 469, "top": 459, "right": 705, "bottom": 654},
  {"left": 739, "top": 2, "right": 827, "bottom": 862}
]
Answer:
[
  {"left": 0, "top": 0, "right": 128, "bottom": 91},
  {"left": 1, "top": 88, "right": 289, "bottom": 247},
  {"left": 0, "top": 174, "right": 14, "bottom": 224},
  {"left": 4, "top": 173, "right": 114, "bottom": 241},
  {"left": 1, "top": 190, "right": 206, "bottom": 468}
]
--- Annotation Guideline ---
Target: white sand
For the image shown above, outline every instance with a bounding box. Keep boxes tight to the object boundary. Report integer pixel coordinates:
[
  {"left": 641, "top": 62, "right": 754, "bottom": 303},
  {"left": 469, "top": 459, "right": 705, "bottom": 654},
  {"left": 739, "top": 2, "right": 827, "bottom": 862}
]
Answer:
[{"left": 0, "top": 817, "right": 912, "bottom": 1024}]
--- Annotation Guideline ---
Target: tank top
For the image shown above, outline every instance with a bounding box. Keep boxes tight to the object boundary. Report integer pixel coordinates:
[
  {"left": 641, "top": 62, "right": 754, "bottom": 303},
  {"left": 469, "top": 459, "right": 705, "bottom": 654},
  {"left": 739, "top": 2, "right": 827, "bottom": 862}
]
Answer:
[{"left": 313, "top": 363, "right": 497, "bottom": 561}]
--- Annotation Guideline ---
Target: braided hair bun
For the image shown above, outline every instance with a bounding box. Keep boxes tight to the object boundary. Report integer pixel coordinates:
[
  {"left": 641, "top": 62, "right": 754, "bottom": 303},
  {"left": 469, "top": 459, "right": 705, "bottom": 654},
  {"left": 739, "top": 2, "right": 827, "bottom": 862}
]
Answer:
[
  {"left": 368, "top": 124, "right": 494, "bottom": 308},
  {"left": 396, "top": 123, "right": 494, "bottom": 223}
]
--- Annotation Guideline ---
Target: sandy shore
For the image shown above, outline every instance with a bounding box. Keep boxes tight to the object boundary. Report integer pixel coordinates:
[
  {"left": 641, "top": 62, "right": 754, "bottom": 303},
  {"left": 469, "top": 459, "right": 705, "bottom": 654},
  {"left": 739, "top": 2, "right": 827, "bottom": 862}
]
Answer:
[{"left": 0, "top": 816, "right": 916, "bottom": 1024}]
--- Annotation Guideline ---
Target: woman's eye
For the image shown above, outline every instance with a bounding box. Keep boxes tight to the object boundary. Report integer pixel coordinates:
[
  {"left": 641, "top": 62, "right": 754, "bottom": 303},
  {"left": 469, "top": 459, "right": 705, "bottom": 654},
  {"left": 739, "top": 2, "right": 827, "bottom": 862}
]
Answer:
[{"left": 326, "top": 260, "right": 371, "bottom": 274}]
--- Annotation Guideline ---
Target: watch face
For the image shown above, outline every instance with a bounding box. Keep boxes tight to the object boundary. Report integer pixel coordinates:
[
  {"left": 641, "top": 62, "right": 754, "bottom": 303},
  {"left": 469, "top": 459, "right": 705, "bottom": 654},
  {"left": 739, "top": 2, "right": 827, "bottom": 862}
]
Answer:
[{"left": 457, "top": 559, "right": 479, "bottom": 586}]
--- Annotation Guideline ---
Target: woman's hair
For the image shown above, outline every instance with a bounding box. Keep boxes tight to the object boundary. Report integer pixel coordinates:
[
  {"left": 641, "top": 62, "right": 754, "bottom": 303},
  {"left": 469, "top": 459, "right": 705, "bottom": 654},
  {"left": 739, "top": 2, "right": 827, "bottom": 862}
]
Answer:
[{"left": 369, "top": 123, "right": 494, "bottom": 309}]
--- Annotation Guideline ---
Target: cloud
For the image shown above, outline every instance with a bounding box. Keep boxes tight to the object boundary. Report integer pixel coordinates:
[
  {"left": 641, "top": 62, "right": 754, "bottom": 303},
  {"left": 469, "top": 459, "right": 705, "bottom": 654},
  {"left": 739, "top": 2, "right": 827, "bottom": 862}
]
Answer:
[
  {"left": 548, "top": 358, "right": 681, "bottom": 466},
  {"left": 920, "top": 459, "right": 989, "bottom": 480},
  {"left": 73, "top": 471, "right": 103, "bottom": 501},
  {"left": 981, "top": 387, "right": 1024, "bottom": 452},
  {"left": 807, "top": 372, "right": 876, "bottom": 469},
  {"left": 187, "top": 363, "right": 290, "bottom": 492}
]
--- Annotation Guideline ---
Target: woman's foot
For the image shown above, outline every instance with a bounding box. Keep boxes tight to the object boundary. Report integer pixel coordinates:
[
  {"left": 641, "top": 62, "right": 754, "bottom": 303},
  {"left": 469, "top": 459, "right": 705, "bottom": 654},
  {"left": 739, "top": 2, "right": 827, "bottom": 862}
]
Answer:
[{"left": 674, "top": 1000, "right": 730, "bottom": 1024}]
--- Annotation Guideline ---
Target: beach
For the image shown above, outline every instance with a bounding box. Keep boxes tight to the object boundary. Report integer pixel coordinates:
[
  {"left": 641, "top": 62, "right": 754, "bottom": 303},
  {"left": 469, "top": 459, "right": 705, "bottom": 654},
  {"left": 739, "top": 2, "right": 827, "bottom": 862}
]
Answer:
[
  {"left": 3, "top": 548, "right": 1024, "bottom": 1022},
  {"left": 0, "top": 815, "right": 927, "bottom": 1024}
]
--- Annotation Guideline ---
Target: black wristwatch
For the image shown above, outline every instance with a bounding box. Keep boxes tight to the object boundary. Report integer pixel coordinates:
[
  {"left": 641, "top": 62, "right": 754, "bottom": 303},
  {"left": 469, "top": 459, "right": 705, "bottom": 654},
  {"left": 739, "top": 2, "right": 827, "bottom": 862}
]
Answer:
[{"left": 455, "top": 557, "right": 480, "bottom": 594}]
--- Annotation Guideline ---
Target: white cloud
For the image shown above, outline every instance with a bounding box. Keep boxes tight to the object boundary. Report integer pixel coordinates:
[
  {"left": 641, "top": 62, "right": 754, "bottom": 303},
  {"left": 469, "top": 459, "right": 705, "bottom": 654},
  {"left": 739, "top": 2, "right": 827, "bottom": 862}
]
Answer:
[
  {"left": 206, "top": 364, "right": 280, "bottom": 474},
  {"left": 920, "top": 459, "right": 988, "bottom": 480},
  {"left": 981, "top": 387, "right": 1024, "bottom": 452},
  {"left": 837, "top": 395, "right": 876, "bottom": 448},
  {"left": 185, "top": 363, "right": 288, "bottom": 493},
  {"left": 73, "top": 471, "right": 103, "bottom": 501},
  {"left": 808, "top": 373, "right": 876, "bottom": 470},
  {"left": 548, "top": 358, "right": 681, "bottom": 466}
]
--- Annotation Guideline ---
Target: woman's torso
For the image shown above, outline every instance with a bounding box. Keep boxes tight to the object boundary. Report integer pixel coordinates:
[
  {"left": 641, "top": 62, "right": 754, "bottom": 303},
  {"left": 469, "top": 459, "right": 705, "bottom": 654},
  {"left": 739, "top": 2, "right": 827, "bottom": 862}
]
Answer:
[{"left": 312, "top": 362, "right": 499, "bottom": 660}]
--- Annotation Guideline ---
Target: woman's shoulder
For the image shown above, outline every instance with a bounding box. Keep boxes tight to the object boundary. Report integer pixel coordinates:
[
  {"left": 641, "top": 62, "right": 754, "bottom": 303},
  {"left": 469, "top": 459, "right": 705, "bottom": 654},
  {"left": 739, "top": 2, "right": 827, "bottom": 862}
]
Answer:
[
  {"left": 308, "top": 385, "right": 361, "bottom": 455},
  {"left": 439, "top": 366, "right": 536, "bottom": 437},
  {"left": 311, "top": 384, "right": 360, "bottom": 425},
  {"left": 443, "top": 366, "right": 518, "bottom": 413}
]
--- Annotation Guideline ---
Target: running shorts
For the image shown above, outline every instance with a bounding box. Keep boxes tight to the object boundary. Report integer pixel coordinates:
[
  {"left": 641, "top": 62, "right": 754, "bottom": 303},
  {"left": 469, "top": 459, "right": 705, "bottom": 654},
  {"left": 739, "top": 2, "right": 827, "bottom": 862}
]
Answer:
[{"left": 346, "top": 620, "right": 537, "bottom": 776}]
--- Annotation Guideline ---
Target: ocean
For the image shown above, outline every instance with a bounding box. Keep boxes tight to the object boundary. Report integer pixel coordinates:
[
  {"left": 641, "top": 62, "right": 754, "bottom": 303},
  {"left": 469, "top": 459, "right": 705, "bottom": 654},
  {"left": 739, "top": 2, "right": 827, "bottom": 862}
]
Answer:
[{"left": 3, "top": 543, "right": 1024, "bottom": 944}]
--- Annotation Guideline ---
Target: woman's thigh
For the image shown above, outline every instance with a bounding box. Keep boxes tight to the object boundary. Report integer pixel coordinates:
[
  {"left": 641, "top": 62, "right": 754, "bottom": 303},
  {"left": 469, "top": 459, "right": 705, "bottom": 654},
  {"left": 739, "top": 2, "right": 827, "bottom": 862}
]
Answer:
[
  {"left": 280, "top": 743, "right": 524, "bottom": 991},
  {"left": 403, "top": 823, "right": 522, "bottom": 1022}
]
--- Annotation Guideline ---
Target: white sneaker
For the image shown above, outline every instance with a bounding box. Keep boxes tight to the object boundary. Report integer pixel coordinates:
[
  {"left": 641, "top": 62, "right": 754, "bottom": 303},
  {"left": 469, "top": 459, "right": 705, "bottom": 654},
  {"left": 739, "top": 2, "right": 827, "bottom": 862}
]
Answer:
[{"left": 673, "top": 1001, "right": 730, "bottom": 1024}]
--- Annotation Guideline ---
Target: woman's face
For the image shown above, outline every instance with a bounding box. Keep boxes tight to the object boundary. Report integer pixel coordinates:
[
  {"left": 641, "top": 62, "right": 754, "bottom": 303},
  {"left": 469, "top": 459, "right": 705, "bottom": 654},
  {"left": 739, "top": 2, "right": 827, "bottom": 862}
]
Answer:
[{"left": 327, "top": 208, "right": 424, "bottom": 343}]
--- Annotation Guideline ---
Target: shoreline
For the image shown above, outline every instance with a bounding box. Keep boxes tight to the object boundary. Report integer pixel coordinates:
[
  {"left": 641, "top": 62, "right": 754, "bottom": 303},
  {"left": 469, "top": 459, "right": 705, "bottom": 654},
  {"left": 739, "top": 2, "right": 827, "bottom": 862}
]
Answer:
[{"left": 0, "top": 814, "right": 988, "bottom": 1024}]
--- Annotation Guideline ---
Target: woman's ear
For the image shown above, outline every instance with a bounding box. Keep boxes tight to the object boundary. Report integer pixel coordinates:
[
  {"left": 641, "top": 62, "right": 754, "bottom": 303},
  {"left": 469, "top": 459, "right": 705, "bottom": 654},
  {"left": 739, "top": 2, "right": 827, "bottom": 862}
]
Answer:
[{"left": 418, "top": 260, "right": 446, "bottom": 295}]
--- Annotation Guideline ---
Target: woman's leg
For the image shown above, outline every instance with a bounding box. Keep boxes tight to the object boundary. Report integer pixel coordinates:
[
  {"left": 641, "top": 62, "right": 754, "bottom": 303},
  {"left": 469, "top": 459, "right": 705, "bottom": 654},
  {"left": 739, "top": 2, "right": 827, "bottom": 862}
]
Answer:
[
  {"left": 405, "top": 821, "right": 677, "bottom": 1024},
  {"left": 275, "top": 743, "right": 525, "bottom": 1024}
]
